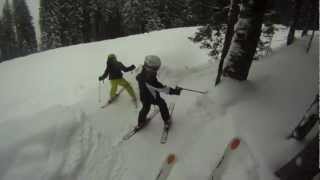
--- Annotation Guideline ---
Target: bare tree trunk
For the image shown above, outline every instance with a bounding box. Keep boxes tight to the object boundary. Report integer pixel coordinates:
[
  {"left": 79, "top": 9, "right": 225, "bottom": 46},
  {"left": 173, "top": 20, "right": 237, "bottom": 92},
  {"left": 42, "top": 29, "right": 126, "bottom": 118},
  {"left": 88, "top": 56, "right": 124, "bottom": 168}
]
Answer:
[
  {"left": 215, "top": 0, "right": 240, "bottom": 86},
  {"left": 222, "top": 0, "right": 267, "bottom": 81},
  {"left": 301, "top": 0, "right": 312, "bottom": 37},
  {"left": 306, "top": 30, "right": 315, "bottom": 53},
  {"left": 287, "top": 0, "right": 303, "bottom": 45}
]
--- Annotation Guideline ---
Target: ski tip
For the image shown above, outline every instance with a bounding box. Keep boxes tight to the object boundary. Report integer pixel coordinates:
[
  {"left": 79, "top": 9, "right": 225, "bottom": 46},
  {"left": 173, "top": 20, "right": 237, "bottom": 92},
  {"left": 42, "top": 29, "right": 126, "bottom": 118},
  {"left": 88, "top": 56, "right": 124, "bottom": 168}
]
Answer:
[
  {"left": 229, "top": 138, "right": 241, "bottom": 150},
  {"left": 166, "top": 154, "right": 176, "bottom": 164}
]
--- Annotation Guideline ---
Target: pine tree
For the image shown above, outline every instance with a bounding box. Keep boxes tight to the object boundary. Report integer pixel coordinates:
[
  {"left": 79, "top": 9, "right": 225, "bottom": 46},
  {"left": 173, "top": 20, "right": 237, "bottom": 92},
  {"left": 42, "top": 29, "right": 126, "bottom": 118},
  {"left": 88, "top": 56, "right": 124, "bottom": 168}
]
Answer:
[
  {"left": 121, "top": 0, "right": 164, "bottom": 35},
  {"left": 12, "top": 0, "right": 38, "bottom": 56},
  {"left": 158, "top": 0, "right": 190, "bottom": 28},
  {"left": 188, "top": 0, "right": 229, "bottom": 59},
  {"left": 287, "top": 0, "right": 303, "bottom": 45},
  {"left": 121, "top": 0, "right": 143, "bottom": 35},
  {"left": 223, "top": 0, "right": 268, "bottom": 81},
  {"left": 215, "top": 0, "right": 240, "bottom": 86},
  {"left": 300, "top": 0, "right": 312, "bottom": 37},
  {"left": 93, "top": 0, "right": 111, "bottom": 40},
  {"left": 81, "top": 0, "right": 122, "bottom": 41},
  {"left": 300, "top": 0, "right": 318, "bottom": 37},
  {"left": 143, "top": 0, "right": 164, "bottom": 32},
  {"left": 81, "top": 0, "right": 106, "bottom": 41},
  {"left": 1, "top": 0, "right": 18, "bottom": 60},
  {"left": 39, "top": 0, "right": 63, "bottom": 50},
  {"left": 188, "top": 0, "right": 218, "bottom": 25},
  {"left": 255, "top": 12, "right": 276, "bottom": 60},
  {"left": 80, "top": 0, "right": 96, "bottom": 42},
  {"left": 58, "top": 0, "right": 84, "bottom": 46},
  {"left": 100, "top": 0, "right": 123, "bottom": 39},
  {"left": 0, "top": 19, "right": 3, "bottom": 62}
]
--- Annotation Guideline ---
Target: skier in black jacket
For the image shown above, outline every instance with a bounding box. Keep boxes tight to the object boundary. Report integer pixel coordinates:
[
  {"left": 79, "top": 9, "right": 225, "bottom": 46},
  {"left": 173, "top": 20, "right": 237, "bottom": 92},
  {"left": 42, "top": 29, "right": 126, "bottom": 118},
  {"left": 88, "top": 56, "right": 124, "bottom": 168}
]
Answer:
[
  {"left": 99, "top": 54, "right": 137, "bottom": 104},
  {"left": 136, "top": 55, "right": 182, "bottom": 130}
]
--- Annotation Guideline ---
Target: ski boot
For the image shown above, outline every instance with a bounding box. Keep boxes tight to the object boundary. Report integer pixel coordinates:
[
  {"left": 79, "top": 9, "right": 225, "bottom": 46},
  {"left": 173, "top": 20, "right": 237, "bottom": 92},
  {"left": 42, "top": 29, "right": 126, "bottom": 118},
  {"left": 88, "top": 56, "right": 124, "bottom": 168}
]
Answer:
[{"left": 164, "top": 119, "right": 172, "bottom": 131}]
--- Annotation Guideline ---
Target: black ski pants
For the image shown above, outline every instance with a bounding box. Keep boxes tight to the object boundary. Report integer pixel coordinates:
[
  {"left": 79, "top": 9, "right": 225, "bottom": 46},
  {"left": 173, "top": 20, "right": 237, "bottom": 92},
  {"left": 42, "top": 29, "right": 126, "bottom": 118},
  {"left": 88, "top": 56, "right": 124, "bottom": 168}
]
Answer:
[{"left": 138, "top": 97, "right": 170, "bottom": 126}]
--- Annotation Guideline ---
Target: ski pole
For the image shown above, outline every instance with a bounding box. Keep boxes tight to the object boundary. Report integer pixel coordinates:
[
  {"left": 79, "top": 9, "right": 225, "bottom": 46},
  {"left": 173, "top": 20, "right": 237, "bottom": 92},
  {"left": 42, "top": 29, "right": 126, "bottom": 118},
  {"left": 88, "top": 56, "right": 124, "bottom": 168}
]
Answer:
[
  {"left": 98, "top": 82, "right": 102, "bottom": 103},
  {"left": 180, "top": 87, "right": 208, "bottom": 94}
]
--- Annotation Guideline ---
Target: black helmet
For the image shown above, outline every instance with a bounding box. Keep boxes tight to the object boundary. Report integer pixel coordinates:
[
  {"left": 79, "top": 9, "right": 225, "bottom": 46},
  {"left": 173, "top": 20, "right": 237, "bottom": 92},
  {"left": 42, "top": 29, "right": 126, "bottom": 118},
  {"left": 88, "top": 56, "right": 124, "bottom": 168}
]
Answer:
[{"left": 107, "top": 54, "right": 117, "bottom": 65}]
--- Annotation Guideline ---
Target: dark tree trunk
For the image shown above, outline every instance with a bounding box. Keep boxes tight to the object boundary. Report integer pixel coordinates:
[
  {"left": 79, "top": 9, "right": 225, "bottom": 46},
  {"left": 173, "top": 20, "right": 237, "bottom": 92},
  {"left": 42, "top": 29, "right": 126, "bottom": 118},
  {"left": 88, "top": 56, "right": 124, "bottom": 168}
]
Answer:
[
  {"left": 301, "top": 0, "right": 312, "bottom": 37},
  {"left": 287, "top": 0, "right": 303, "bottom": 45},
  {"left": 301, "top": 29, "right": 308, "bottom": 37},
  {"left": 222, "top": 0, "right": 268, "bottom": 81},
  {"left": 105, "top": 10, "right": 123, "bottom": 39},
  {"left": 215, "top": 0, "right": 240, "bottom": 86},
  {"left": 306, "top": 30, "right": 315, "bottom": 53}
]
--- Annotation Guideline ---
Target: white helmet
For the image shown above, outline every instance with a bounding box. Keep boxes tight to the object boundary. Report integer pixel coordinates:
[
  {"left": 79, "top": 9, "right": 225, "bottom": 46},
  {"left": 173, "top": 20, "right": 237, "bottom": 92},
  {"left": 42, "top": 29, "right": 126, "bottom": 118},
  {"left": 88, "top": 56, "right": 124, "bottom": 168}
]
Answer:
[{"left": 144, "top": 55, "right": 161, "bottom": 71}]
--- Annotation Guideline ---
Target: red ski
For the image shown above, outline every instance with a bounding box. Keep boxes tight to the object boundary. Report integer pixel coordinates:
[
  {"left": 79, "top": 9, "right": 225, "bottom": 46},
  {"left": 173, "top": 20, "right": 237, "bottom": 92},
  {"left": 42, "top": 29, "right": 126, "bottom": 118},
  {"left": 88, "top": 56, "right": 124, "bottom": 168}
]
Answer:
[
  {"left": 209, "top": 137, "right": 241, "bottom": 180},
  {"left": 155, "top": 153, "right": 177, "bottom": 180}
]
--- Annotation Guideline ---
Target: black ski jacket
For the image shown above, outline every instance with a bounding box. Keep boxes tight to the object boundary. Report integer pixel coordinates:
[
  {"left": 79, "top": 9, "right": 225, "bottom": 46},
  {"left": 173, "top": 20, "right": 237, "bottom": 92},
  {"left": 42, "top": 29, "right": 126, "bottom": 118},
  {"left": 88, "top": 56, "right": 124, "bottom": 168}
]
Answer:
[
  {"left": 101, "top": 60, "right": 135, "bottom": 80},
  {"left": 136, "top": 68, "right": 172, "bottom": 104}
]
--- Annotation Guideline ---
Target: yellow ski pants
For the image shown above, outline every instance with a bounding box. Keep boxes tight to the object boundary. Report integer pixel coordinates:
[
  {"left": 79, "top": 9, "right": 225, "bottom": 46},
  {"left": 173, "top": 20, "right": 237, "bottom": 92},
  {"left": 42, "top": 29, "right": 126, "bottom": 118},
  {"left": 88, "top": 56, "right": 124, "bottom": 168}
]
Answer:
[{"left": 110, "top": 78, "right": 136, "bottom": 100}]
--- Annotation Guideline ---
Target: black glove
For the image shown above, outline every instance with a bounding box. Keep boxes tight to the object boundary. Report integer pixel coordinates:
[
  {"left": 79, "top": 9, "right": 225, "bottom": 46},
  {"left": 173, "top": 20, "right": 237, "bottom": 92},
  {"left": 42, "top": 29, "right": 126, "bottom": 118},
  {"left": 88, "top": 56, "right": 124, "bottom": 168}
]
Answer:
[
  {"left": 98, "top": 76, "right": 104, "bottom": 81},
  {"left": 130, "top": 64, "right": 136, "bottom": 69},
  {"left": 169, "top": 86, "right": 182, "bottom": 95}
]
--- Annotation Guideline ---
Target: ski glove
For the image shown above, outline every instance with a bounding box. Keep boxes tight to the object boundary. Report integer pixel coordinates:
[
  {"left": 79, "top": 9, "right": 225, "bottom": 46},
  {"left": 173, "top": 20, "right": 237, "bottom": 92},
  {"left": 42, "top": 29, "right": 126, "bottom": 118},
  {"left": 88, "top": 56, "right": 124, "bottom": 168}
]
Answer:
[
  {"left": 98, "top": 76, "right": 105, "bottom": 81},
  {"left": 169, "top": 86, "right": 182, "bottom": 95},
  {"left": 130, "top": 64, "right": 136, "bottom": 69}
]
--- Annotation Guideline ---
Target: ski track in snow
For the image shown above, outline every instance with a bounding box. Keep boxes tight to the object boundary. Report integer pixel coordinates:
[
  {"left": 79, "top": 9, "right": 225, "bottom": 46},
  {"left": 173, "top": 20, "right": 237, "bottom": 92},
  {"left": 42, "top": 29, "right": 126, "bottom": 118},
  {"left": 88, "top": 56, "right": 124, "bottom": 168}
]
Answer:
[
  {"left": 42, "top": 110, "right": 97, "bottom": 180},
  {"left": 81, "top": 124, "right": 127, "bottom": 180}
]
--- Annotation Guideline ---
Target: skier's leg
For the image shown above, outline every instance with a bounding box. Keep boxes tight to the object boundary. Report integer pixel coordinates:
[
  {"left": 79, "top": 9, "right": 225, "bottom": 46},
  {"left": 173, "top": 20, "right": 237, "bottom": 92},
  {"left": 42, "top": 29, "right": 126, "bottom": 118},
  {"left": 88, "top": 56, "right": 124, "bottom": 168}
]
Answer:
[
  {"left": 119, "top": 78, "right": 137, "bottom": 100},
  {"left": 138, "top": 102, "right": 151, "bottom": 128},
  {"left": 109, "top": 80, "right": 119, "bottom": 101},
  {"left": 156, "top": 98, "right": 171, "bottom": 127}
]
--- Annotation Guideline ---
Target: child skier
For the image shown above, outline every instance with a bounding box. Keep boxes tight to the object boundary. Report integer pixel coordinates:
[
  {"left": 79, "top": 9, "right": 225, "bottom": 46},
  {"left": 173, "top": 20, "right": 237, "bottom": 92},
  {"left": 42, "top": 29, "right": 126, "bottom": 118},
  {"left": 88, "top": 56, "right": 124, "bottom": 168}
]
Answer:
[
  {"left": 99, "top": 54, "right": 137, "bottom": 104},
  {"left": 136, "top": 55, "right": 182, "bottom": 130}
]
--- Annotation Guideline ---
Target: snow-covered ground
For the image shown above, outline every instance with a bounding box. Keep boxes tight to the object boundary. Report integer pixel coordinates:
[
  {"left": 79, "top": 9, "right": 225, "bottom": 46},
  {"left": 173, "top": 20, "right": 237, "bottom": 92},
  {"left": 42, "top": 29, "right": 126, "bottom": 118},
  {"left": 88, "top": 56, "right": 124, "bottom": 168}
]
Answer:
[{"left": 0, "top": 27, "right": 318, "bottom": 180}]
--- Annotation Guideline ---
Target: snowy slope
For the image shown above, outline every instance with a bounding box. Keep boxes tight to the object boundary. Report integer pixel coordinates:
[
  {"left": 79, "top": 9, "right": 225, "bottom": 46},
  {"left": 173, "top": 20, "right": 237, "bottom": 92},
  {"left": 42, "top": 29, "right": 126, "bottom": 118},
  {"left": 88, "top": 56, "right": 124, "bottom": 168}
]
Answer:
[{"left": 0, "top": 27, "right": 318, "bottom": 180}]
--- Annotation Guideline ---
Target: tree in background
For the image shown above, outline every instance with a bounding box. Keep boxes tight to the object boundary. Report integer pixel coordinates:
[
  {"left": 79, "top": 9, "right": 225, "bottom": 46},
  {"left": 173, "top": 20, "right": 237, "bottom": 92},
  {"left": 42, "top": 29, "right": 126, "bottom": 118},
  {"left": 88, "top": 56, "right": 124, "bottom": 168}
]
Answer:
[
  {"left": 102, "top": 0, "right": 124, "bottom": 39},
  {"left": 39, "top": 0, "right": 63, "bottom": 50},
  {"left": 0, "top": 19, "right": 3, "bottom": 62},
  {"left": 58, "top": 0, "right": 84, "bottom": 46},
  {"left": 121, "top": 0, "right": 164, "bottom": 35},
  {"left": 223, "top": 0, "right": 268, "bottom": 81},
  {"left": 286, "top": 0, "right": 303, "bottom": 45},
  {"left": 12, "top": 0, "right": 38, "bottom": 56},
  {"left": 120, "top": 0, "right": 145, "bottom": 35},
  {"left": 1, "top": 0, "right": 18, "bottom": 61},
  {"left": 215, "top": 0, "right": 241, "bottom": 86},
  {"left": 80, "top": 0, "right": 97, "bottom": 42},
  {"left": 158, "top": 0, "right": 190, "bottom": 28},
  {"left": 254, "top": 9, "right": 277, "bottom": 60},
  {"left": 40, "top": 0, "right": 87, "bottom": 49},
  {"left": 143, "top": 0, "right": 164, "bottom": 32},
  {"left": 300, "top": 0, "right": 312, "bottom": 37},
  {"left": 81, "top": 0, "right": 109, "bottom": 41},
  {"left": 187, "top": 0, "right": 217, "bottom": 25},
  {"left": 188, "top": 0, "right": 229, "bottom": 60},
  {"left": 300, "top": 0, "right": 319, "bottom": 37}
]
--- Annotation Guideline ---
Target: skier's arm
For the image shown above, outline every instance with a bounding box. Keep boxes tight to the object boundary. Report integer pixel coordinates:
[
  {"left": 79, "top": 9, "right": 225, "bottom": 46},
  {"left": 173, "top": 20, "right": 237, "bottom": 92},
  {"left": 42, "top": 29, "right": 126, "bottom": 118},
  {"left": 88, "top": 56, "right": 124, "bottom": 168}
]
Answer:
[
  {"left": 145, "top": 77, "right": 172, "bottom": 94},
  {"left": 120, "top": 63, "right": 136, "bottom": 72},
  {"left": 99, "top": 67, "right": 109, "bottom": 81},
  {"left": 146, "top": 82, "right": 171, "bottom": 94}
]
